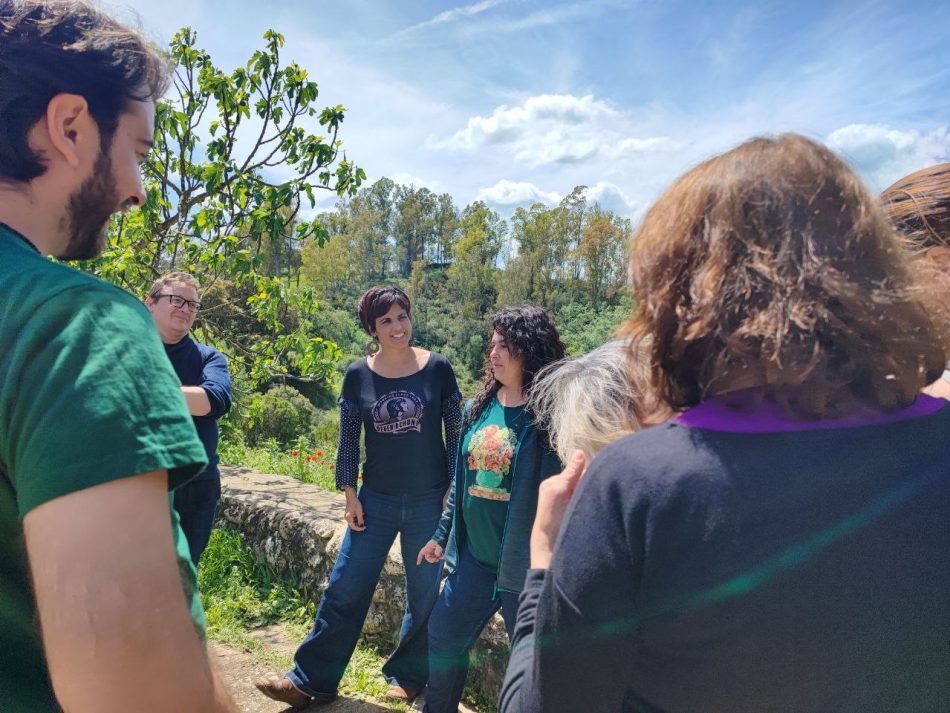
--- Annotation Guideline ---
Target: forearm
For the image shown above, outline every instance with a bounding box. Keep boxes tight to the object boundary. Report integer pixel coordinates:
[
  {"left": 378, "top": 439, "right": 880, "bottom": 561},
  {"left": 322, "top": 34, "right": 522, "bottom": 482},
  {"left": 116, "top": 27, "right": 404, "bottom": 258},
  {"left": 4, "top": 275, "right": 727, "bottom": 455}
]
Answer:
[
  {"left": 25, "top": 471, "right": 237, "bottom": 713},
  {"left": 181, "top": 386, "right": 212, "bottom": 416}
]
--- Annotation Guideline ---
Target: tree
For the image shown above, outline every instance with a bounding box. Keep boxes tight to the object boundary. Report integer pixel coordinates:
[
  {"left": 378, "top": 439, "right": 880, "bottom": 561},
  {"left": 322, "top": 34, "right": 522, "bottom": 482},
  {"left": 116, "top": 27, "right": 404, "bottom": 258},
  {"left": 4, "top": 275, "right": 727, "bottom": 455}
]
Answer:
[
  {"left": 394, "top": 186, "right": 438, "bottom": 277},
  {"left": 84, "top": 28, "right": 365, "bottom": 387},
  {"left": 578, "top": 209, "right": 630, "bottom": 309}
]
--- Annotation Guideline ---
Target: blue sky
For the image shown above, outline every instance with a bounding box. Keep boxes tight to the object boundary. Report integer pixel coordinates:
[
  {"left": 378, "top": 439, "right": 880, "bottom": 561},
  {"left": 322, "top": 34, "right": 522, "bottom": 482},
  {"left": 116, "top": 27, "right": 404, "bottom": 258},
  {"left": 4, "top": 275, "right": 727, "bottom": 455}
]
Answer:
[{"left": 115, "top": 0, "right": 950, "bottom": 219}]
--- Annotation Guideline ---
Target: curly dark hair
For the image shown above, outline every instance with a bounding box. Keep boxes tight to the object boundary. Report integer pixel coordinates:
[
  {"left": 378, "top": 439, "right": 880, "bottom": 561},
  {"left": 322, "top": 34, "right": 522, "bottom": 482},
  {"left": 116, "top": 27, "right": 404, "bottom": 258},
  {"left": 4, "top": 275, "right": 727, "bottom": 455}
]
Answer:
[
  {"left": 0, "top": 0, "right": 171, "bottom": 183},
  {"left": 465, "top": 305, "right": 566, "bottom": 433},
  {"left": 619, "top": 133, "right": 946, "bottom": 419}
]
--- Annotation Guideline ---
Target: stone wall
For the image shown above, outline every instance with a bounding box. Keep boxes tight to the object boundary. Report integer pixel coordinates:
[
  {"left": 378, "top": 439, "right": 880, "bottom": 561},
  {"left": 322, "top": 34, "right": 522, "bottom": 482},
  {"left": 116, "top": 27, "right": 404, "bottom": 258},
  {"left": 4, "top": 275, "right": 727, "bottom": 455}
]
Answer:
[{"left": 217, "top": 466, "right": 510, "bottom": 702}]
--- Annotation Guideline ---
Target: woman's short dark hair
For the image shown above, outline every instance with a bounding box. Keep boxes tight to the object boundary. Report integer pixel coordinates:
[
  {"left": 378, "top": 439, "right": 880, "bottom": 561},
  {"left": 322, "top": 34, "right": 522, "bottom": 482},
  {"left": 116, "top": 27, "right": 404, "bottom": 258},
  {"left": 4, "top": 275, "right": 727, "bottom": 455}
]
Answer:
[
  {"left": 0, "top": 0, "right": 171, "bottom": 182},
  {"left": 619, "top": 133, "right": 946, "bottom": 419},
  {"left": 466, "top": 304, "right": 566, "bottom": 431},
  {"left": 357, "top": 285, "right": 412, "bottom": 338}
]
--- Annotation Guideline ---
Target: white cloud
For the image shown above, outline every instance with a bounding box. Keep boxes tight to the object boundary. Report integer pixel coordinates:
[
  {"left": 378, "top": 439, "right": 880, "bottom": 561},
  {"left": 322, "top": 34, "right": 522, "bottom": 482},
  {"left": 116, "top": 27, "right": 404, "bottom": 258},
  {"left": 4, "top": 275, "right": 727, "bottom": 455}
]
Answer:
[
  {"left": 433, "top": 94, "right": 618, "bottom": 151},
  {"left": 429, "top": 93, "right": 676, "bottom": 170},
  {"left": 388, "top": 172, "right": 443, "bottom": 192},
  {"left": 583, "top": 182, "right": 641, "bottom": 217},
  {"left": 475, "top": 179, "right": 561, "bottom": 206},
  {"left": 394, "top": 0, "right": 511, "bottom": 36},
  {"left": 613, "top": 136, "right": 677, "bottom": 156},
  {"left": 827, "top": 124, "right": 950, "bottom": 190}
]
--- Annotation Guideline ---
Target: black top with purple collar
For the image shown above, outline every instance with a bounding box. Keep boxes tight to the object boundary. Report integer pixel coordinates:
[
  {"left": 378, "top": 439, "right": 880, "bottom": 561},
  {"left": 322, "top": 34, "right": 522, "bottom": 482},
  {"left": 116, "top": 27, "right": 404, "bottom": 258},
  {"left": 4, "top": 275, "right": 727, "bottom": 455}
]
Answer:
[
  {"left": 335, "top": 352, "right": 462, "bottom": 495},
  {"left": 501, "top": 393, "right": 950, "bottom": 713}
]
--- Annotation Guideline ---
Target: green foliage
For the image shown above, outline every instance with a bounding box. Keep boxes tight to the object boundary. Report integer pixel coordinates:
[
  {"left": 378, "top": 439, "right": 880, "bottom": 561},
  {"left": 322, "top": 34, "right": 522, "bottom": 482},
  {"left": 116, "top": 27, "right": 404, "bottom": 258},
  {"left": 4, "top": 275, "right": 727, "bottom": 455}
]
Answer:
[
  {"left": 555, "top": 296, "right": 633, "bottom": 355},
  {"left": 243, "top": 385, "right": 318, "bottom": 446},
  {"left": 83, "top": 27, "right": 362, "bottom": 388},
  {"left": 218, "top": 439, "right": 338, "bottom": 491},
  {"left": 199, "top": 528, "right": 315, "bottom": 642},
  {"left": 198, "top": 529, "right": 432, "bottom": 710},
  {"left": 312, "top": 409, "right": 341, "bottom": 450}
]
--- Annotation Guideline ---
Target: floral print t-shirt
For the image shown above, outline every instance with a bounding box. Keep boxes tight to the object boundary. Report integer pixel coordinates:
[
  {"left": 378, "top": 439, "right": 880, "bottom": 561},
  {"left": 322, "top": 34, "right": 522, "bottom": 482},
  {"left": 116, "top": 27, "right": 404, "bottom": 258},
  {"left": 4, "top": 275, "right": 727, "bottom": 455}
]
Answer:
[{"left": 461, "top": 396, "right": 526, "bottom": 569}]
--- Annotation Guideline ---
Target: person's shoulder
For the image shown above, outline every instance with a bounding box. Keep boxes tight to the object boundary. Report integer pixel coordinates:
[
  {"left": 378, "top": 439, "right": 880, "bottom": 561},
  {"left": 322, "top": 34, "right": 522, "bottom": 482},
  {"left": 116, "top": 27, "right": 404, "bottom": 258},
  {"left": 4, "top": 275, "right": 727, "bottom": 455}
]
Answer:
[
  {"left": 343, "top": 356, "right": 370, "bottom": 381},
  {"left": 585, "top": 420, "right": 714, "bottom": 494},
  {"left": 345, "top": 356, "right": 369, "bottom": 372},
  {"left": 425, "top": 351, "right": 456, "bottom": 375},
  {"left": 23, "top": 262, "right": 150, "bottom": 328},
  {"left": 195, "top": 340, "right": 226, "bottom": 362}
]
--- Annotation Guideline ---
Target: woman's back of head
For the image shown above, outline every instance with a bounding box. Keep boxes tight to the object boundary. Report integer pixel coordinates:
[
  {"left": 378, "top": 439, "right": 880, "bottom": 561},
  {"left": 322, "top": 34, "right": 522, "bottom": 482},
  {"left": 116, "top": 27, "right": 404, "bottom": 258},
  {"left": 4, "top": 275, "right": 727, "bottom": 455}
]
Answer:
[
  {"left": 621, "top": 133, "right": 946, "bottom": 419},
  {"left": 530, "top": 339, "right": 671, "bottom": 464},
  {"left": 880, "top": 162, "right": 950, "bottom": 254}
]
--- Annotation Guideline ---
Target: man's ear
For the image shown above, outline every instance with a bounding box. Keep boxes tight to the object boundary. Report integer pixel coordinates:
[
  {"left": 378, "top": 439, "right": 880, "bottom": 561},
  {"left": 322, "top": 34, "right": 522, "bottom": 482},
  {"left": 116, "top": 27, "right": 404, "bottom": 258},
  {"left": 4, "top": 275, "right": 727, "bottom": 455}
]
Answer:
[
  {"left": 926, "top": 245, "right": 950, "bottom": 271},
  {"left": 43, "top": 93, "right": 97, "bottom": 169}
]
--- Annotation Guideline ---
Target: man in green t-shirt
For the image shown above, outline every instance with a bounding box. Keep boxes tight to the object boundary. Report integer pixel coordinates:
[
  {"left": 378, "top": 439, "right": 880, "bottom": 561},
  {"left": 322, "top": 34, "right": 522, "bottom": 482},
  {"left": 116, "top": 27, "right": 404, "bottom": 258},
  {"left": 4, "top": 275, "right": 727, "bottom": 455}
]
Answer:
[{"left": 0, "top": 3, "right": 236, "bottom": 712}]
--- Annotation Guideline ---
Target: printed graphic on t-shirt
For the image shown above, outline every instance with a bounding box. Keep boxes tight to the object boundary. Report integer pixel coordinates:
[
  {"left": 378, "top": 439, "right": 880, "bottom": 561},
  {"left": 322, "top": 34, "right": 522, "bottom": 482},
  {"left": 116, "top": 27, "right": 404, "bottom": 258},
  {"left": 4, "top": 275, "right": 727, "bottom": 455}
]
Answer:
[
  {"left": 372, "top": 390, "right": 424, "bottom": 434},
  {"left": 467, "top": 423, "right": 516, "bottom": 501}
]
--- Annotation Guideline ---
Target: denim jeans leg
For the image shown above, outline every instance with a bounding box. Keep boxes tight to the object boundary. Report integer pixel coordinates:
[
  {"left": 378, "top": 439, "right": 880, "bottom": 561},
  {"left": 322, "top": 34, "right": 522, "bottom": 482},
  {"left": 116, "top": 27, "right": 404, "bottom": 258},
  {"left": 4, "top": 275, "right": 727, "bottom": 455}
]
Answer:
[
  {"left": 382, "top": 487, "right": 446, "bottom": 688},
  {"left": 423, "top": 548, "right": 502, "bottom": 713},
  {"left": 172, "top": 477, "right": 221, "bottom": 566},
  {"left": 287, "top": 487, "right": 399, "bottom": 699},
  {"left": 497, "top": 590, "right": 520, "bottom": 640}
]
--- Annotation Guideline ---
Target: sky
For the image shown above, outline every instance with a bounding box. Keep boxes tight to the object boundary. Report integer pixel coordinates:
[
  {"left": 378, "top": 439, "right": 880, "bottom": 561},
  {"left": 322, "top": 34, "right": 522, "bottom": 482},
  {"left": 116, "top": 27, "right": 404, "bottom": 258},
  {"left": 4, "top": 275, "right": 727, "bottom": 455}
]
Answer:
[{"left": 112, "top": 0, "right": 950, "bottom": 221}]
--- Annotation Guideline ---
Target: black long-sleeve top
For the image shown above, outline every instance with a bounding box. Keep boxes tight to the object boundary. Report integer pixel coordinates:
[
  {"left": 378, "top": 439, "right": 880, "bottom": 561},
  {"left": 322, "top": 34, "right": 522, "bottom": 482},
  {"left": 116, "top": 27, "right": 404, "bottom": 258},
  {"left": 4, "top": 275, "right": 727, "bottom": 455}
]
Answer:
[
  {"left": 501, "top": 400, "right": 950, "bottom": 713},
  {"left": 335, "top": 352, "right": 461, "bottom": 494}
]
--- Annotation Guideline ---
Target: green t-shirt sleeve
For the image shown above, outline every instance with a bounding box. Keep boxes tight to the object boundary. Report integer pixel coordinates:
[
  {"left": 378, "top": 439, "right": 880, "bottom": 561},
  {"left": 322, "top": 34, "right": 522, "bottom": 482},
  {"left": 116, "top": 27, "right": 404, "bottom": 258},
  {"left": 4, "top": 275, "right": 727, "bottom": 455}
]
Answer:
[{"left": 3, "top": 283, "right": 208, "bottom": 518}]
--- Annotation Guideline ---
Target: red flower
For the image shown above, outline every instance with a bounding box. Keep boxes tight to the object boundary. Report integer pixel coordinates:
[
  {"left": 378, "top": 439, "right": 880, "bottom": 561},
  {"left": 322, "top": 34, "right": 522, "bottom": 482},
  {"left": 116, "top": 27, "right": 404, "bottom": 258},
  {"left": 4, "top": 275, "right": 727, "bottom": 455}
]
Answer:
[
  {"left": 292, "top": 451, "right": 299, "bottom": 457},
  {"left": 358, "top": 475, "right": 362, "bottom": 480},
  {"left": 316, "top": 449, "right": 324, "bottom": 457},
  {"left": 329, "top": 465, "right": 335, "bottom": 470}
]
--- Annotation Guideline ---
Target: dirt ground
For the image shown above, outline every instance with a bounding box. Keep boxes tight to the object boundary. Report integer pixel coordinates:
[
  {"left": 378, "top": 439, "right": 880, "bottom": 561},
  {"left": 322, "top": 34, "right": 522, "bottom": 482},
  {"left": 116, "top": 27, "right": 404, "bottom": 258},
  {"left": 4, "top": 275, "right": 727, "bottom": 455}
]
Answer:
[{"left": 213, "top": 626, "right": 476, "bottom": 713}]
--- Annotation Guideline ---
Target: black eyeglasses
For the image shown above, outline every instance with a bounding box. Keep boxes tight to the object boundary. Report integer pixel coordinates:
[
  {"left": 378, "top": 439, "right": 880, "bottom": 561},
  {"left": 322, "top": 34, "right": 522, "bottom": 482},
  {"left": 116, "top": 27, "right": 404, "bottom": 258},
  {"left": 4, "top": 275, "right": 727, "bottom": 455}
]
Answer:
[{"left": 154, "top": 294, "right": 201, "bottom": 312}]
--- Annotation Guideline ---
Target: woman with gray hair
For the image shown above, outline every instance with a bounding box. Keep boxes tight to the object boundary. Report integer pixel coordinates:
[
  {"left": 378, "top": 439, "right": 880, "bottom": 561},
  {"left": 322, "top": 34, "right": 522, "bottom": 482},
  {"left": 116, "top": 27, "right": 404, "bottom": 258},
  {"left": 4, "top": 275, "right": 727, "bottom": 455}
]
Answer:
[{"left": 528, "top": 339, "right": 669, "bottom": 464}]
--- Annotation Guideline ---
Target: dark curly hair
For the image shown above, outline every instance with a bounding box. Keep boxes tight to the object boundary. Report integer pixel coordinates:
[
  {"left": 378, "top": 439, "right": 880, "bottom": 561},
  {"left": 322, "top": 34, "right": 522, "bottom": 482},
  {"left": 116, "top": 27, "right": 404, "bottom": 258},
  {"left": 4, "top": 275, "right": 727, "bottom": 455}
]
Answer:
[
  {"left": 465, "top": 305, "right": 566, "bottom": 434},
  {"left": 619, "top": 133, "right": 946, "bottom": 419},
  {"left": 0, "top": 0, "right": 171, "bottom": 183}
]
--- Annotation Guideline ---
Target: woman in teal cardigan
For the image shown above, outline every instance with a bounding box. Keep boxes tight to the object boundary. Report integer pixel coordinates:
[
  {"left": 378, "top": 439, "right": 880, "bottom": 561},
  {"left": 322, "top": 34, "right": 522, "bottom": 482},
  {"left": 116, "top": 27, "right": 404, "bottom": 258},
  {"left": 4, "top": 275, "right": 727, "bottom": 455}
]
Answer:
[{"left": 416, "top": 305, "right": 565, "bottom": 713}]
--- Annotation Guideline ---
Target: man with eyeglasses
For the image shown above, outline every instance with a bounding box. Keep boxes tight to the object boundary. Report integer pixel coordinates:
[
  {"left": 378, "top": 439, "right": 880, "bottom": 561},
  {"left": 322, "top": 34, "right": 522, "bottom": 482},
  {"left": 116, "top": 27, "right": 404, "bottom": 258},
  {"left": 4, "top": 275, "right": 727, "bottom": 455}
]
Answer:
[{"left": 146, "top": 271, "right": 232, "bottom": 565}]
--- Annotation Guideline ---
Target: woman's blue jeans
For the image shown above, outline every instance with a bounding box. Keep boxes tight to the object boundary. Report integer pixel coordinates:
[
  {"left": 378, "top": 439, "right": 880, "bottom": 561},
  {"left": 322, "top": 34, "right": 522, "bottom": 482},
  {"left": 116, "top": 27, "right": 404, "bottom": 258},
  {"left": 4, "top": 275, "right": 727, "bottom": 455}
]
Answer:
[
  {"left": 423, "top": 546, "right": 520, "bottom": 713},
  {"left": 287, "top": 485, "right": 445, "bottom": 700}
]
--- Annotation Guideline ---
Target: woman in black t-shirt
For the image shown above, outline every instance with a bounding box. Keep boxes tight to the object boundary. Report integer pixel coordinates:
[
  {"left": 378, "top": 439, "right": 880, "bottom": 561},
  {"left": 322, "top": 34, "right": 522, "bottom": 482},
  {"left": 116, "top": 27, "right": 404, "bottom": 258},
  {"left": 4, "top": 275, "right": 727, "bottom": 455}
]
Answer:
[{"left": 256, "top": 285, "right": 462, "bottom": 708}]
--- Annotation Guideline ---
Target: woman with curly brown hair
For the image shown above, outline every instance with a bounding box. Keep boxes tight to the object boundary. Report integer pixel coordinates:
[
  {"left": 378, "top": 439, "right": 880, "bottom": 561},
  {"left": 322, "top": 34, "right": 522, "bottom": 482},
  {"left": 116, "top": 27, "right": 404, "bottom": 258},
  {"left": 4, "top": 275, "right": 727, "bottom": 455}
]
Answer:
[
  {"left": 501, "top": 134, "right": 950, "bottom": 713},
  {"left": 417, "top": 305, "right": 565, "bottom": 713}
]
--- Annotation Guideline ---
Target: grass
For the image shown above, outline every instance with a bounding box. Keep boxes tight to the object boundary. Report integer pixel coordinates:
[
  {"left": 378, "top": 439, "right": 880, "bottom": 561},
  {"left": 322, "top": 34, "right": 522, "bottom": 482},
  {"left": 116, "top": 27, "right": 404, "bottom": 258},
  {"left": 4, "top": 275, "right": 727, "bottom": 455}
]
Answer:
[
  {"left": 218, "top": 438, "right": 340, "bottom": 491},
  {"left": 198, "top": 528, "right": 414, "bottom": 710}
]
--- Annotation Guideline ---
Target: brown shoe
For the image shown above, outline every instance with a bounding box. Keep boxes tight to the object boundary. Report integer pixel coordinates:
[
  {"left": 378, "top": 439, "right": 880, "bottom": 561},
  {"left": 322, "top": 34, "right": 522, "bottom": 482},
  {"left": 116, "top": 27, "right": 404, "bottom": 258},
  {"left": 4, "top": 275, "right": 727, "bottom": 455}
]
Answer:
[
  {"left": 254, "top": 676, "right": 313, "bottom": 709},
  {"left": 385, "top": 682, "right": 425, "bottom": 702}
]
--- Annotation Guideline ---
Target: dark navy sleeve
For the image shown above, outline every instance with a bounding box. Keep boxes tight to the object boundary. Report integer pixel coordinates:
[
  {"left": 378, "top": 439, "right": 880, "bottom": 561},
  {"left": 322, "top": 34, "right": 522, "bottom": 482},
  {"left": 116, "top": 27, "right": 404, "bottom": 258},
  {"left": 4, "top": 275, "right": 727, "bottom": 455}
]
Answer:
[
  {"left": 499, "top": 444, "right": 643, "bottom": 713},
  {"left": 199, "top": 346, "right": 232, "bottom": 419},
  {"left": 440, "top": 357, "right": 463, "bottom": 483},
  {"left": 335, "top": 363, "right": 362, "bottom": 491}
]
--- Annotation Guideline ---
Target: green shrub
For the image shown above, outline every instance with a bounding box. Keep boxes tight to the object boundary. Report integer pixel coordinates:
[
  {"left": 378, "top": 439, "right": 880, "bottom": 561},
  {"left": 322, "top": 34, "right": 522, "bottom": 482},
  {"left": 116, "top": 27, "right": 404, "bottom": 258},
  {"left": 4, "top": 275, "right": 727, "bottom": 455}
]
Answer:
[
  {"left": 243, "top": 385, "right": 318, "bottom": 446},
  {"left": 312, "top": 409, "right": 341, "bottom": 450}
]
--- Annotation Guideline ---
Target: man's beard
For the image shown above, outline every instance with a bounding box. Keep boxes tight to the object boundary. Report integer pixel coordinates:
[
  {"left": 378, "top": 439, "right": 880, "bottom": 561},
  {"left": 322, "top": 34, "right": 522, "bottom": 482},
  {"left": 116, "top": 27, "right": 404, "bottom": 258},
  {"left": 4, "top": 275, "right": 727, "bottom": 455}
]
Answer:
[{"left": 58, "top": 148, "right": 119, "bottom": 261}]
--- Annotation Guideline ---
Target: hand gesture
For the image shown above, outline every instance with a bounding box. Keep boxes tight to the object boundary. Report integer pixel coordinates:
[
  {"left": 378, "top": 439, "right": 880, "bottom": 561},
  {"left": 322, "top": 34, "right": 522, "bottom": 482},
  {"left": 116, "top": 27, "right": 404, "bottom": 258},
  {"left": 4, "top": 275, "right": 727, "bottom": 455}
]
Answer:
[
  {"left": 416, "top": 540, "right": 444, "bottom": 565},
  {"left": 344, "top": 494, "right": 366, "bottom": 532},
  {"left": 530, "top": 450, "right": 586, "bottom": 569}
]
